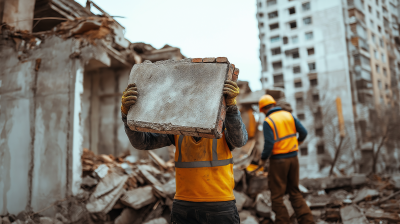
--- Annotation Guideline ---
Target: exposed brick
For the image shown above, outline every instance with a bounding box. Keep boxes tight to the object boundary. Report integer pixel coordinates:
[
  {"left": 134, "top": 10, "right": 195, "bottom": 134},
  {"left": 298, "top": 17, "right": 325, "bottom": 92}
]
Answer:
[
  {"left": 226, "top": 65, "right": 234, "bottom": 81},
  {"left": 233, "top": 68, "right": 239, "bottom": 82},
  {"left": 220, "top": 104, "right": 227, "bottom": 121},
  {"left": 168, "top": 130, "right": 182, "bottom": 135},
  {"left": 216, "top": 57, "right": 229, "bottom": 63},
  {"left": 135, "top": 126, "right": 151, "bottom": 133},
  {"left": 192, "top": 58, "right": 202, "bottom": 63},
  {"left": 180, "top": 127, "right": 197, "bottom": 132},
  {"left": 198, "top": 133, "right": 217, "bottom": 139},
  {"left": 197, "top": 128, "right": 213, "bottom": 133},
  {"left": 217, "top": 118, "right": 224, "bottom": 133},
  {"left": 202, "top": 57, "right": 216, "bottom": 63},
  {"left": 129, "top": 125, "right": 137, "bottom": 131},
  {"left": 181, "top": 131, "right": 199, "bottom": 137}
]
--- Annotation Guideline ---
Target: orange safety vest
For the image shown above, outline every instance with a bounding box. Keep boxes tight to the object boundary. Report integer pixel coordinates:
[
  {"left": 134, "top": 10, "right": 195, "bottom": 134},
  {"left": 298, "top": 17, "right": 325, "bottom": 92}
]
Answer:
[
  {"left": 173, "top": 134, "right": 235, "bottom": 202},
  {"left": 265, "top": 110, "right": 298, "bottom": 155},
  {"left": 246, "top": 109, "right": 257, "bottom": 139}
]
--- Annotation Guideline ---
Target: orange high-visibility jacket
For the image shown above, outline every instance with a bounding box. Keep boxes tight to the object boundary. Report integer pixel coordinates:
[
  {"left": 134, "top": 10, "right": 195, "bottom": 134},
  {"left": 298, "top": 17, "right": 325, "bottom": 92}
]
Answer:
[
  {"left": 265, "top": 110, "right": 298, "bottom": 155},
  {"left": 173, "top": 134, "right": 235, "bottom": 202}
]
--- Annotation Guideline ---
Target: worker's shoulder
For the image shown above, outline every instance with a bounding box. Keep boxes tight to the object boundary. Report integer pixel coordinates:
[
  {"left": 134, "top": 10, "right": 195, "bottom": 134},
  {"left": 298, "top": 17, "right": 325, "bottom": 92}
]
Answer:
[{"left": 268, "top": 109, "right": 294, "bottom": 120}]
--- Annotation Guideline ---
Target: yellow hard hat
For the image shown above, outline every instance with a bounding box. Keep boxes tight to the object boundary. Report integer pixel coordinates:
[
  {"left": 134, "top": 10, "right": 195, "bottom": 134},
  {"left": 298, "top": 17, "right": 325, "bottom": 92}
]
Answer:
[{"left": 259, "top": 95, "right": 276, "bottom": 112}]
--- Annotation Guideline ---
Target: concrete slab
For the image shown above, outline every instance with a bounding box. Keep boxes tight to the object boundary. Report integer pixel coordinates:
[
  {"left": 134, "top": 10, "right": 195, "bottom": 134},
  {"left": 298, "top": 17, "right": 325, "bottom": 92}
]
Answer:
[{"left": 127, "top": 58, "right": 237, "bottom": 138}]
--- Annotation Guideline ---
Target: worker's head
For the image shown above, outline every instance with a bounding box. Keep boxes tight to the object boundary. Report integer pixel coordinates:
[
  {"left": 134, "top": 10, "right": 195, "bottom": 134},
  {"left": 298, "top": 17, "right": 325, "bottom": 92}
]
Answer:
[{"left": 259, "top": 95, "right": 276, "bottom": 114}]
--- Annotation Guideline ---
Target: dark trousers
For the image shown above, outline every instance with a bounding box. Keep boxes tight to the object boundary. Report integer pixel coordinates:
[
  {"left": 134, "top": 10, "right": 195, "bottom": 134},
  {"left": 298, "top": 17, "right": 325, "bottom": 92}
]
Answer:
[
  {"left": 269, "top": 156, "right": 315, "bottom": 224},
  {"left": 171, "top": 200, "right": 240, "bottom": 224}
]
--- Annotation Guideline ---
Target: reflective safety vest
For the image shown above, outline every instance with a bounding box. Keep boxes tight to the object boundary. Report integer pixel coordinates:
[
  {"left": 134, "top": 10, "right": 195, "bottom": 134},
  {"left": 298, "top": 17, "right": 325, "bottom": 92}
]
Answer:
[
  {"left": 265, "top": 110, "right": 298, "bottom": 155},
  {"left": 173, "top": 134, "right": 235, "bottom": 202}
]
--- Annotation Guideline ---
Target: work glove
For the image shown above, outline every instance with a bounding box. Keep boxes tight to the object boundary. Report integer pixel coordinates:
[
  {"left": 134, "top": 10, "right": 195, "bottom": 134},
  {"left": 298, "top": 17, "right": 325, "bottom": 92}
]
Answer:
[
  {"left": 223, "top": 80, "right": 240, "bottom": 106},
  {"left": 121, "top": 83, "right": 138, "bottom": 115},
  {"left": 259, "top": 159, "right": 267, "bottom": 168}
]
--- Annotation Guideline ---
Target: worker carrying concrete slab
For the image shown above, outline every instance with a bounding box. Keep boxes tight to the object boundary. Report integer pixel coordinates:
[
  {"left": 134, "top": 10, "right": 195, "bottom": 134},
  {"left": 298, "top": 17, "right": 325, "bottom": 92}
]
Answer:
[
  {"left": 120, "top": 80, "right": 248, "bottom": 224},
  {"left": 258, "top": 95, "right": 315, "bottom": 224}
]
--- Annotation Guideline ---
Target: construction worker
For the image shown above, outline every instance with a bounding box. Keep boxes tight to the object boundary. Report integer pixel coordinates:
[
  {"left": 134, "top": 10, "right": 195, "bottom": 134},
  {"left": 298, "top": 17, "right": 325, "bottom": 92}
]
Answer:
[
  {"left": 258, "top": 95, "right": 314, "bottom": 224},
  {"left": 121, "top": 80, "right": 248, "bottom": 224}
]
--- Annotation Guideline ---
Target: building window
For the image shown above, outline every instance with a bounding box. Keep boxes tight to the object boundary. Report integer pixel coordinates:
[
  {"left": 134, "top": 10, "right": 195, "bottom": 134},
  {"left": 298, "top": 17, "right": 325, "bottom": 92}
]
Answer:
[
  {"left": 259, "top": 22, "right": 264, "bottom": 28},
  {"left": 312, "top": 93, "right": 320, "bottom": 102},
  {"left": 314, "top": 110, "right": 322, "bottom": 120},
  {"left": 268, "top": 11, "right": 278, "bottom": 19},
  {"left": 258, "top": 2, "right": 262, "bottom": 7},
  {"left": 302, "top": 2, "right": 311, "bottom": 11},
  {"left": 291, "top": 35, "right": 299, "bottom": 43},
  {"left": 308, "top": 62, "right": 316, "bottom": 71},
  {"left": 383, "top": 68, "right": 387, "bottom": 76},
  {"left": 303, "top": 17, "right": 312, "bottom": 25},
  {"left": 380, "top": 38, "right": 384, "bottom": 47},
  {"left": 385, "top": 84, "right": 389, "bottom": 90},
  {"left": 310, "top": 78, "right": 318, "bottom": 86},
  {"left": 293, "top": 66, "right": 301, "bottom": 73},
  {"left": 300, "top": 147, "right": 308, "bottom": 156},
  {"left": 370, "top": 20, "right": 374, "bottom": 27},
  {"left": 273, "top": 74, "right": 284, "bottom": 83},
  {"left": 382, "top": 53, "right": 385, "bottom": 62},
  {"left": 371, "top": 33, "right": 375, "bottom": 42},
  {"left": 289, "top": 7, "right": 296, "bottom": 14},
  {"left": 296, "top": 96, "right": 303, "bottom": 105},
  {"left": 305, "top": 32, "right": 314, "bottom": 40},
  {"left": 378, "top": 80, "right": 382, "bottom": 89},
  {"left": 272, "top": 61, "right": 282, "bottom": 70},
  {"left": 378, "top": 26, "right": 382, "bottom": 32},
  {"left": 377, "top": 11, "right": 380, "bottom": 19},
  {"left": 292, "top": 50, "right": 300, "bottom": 59},
  {"left": 270, "top": 36, "right": 280, "bottom": 43},
  {"left": 376, "top": 0, "right": 379, "bottom": 5},
  {"left": 315, "top": 128, "right": 323, "bottom": 136},
  {"left": 271, "top": 47, "right": 281, "bottom": 55},
  {"left": 376, "top": 64, "right": 380, "bottom": 73},
  {"left": 368, "top": 5, "right": 372, "bottom": 13},
  {"left": 258, "top": 13, "right": 264, "bottom": 18},
  {"left": 307, "top": 48, "right": 315, "bottom": 55},
  {"left": 374, "top": 50, "right": 379, "bottom": 59},
  {"left": 317, "top": 144, "right": 325, "bottom": 155},
  {"left": 267, "top": 0, "right": 277, "bottom": 6},
  {"left": 289, "top": 21, "right": 297, "bottom": 29},
  {"left": 295, "top": 80, "right": 303, "bottom": 88},
  {"left": 270, "top": 23, "right": 279, "bottom": 30},
  {"left": 283, "top": 37, "right": 288, "bottom": 44},
  {"left": 297, "top": 113, "right": 305, "bottom": 120}
]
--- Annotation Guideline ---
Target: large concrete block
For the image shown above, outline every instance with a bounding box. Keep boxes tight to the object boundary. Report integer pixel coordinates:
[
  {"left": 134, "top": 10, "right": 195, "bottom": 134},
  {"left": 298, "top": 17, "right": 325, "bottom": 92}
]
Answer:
[{"left": 127, "top": 58, "right": 237, "bottom": 138}]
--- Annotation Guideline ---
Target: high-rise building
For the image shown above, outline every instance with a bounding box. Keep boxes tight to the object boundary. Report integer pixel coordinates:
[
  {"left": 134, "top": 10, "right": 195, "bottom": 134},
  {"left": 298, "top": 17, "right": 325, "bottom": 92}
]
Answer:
[{"left": 256, "top": 0, "right": 400, "bottom": 176}]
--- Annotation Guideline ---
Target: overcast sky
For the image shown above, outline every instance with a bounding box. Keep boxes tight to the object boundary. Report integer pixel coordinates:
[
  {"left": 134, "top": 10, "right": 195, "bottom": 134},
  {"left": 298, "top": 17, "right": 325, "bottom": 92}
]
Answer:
[{"left": 75, "top": 0, "right": 261, "bottom": 90}]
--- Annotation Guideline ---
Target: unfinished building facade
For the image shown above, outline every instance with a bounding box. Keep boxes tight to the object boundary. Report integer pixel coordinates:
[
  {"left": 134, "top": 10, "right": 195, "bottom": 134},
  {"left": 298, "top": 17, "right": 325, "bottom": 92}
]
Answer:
[
  {"left": 0, "top": 0, "right": 183, "bottom": 216},
  {"left": 256, "top": 0, "right": 400, "bottom": 177}
]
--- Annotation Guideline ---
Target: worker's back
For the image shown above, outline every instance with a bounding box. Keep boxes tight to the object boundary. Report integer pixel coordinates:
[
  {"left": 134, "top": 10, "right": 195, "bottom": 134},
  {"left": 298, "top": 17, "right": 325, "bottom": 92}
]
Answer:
[{"left": 265, "top": 110, "right": 298, "bottom": 155}]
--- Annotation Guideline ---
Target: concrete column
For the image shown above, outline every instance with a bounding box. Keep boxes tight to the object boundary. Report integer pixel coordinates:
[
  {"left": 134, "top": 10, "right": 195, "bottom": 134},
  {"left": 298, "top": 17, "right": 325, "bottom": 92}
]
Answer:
[{"left": 1, "top": 0, "right": 35, "bottom": 32}]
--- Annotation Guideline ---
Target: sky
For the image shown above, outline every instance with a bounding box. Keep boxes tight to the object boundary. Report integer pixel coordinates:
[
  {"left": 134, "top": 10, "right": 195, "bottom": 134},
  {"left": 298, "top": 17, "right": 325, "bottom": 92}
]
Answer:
[{"left": 75, "top": 0, "right": 261, "bottom": 91}]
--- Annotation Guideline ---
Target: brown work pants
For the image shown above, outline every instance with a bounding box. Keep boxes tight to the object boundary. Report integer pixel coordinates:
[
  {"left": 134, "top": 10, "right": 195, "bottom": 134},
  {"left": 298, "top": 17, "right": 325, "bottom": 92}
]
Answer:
[{"left": 269, "top": 156, "right": 315, "bottom": 224}]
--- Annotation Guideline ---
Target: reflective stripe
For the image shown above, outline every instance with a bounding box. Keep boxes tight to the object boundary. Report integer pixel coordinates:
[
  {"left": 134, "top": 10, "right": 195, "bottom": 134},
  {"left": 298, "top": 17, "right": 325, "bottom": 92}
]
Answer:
[
  {"left": 175, "top": 158, "right": 233, "bottom": 168},
  {"left": 176, "top": 136, "right": 233, "bottom": 168},
  {"left": 268, "top": 117, "right": 297, "bottom": 143}
]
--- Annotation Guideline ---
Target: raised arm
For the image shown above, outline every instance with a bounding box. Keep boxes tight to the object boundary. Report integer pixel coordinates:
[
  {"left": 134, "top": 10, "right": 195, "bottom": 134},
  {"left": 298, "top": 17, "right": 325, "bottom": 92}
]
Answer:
[
  {"left": 121, "top": 83, "right": 174, "bottom": 150},
  {"left": 223, "top": 80, "right": 248, "bottom": 149}
]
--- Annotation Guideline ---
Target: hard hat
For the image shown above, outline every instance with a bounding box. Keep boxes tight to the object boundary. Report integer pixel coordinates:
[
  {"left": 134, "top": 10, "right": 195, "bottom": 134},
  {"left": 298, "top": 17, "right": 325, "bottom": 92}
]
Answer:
[{"left": 259, "top": 95, "right": 276, "bottom": 112}]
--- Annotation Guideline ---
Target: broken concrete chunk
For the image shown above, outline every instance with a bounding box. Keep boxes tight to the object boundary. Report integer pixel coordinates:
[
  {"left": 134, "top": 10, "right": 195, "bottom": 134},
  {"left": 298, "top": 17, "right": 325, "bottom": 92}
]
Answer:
[
  {"left": 241, "top": 216, "right": 258, "bottom": 224},
  {"left": 391, "top": 174, "right": 400, "bottom": 189},
  {"left": 120, "top": 163, "right": 133, "bottom": 175},
  {"left": 142, "top": 217, "right": 168, "bottom": 224},
  {"left": 38, "top": 217, "right": 54, "bottom": 224},
  {"left": 234, "top": 190, "right": 247, "bottom": 211},
  {"left": 256, "top": 200, "right": 272, "bottom": 218},
  {"left": 55, "top": 213, "right": 69, "bottom": 223},
  {"left": 299, "top": 184, "right": 308, "bottom": 193},
  {"left": 283, "top": 195, "right": 294, "bottom": 218},
  {"left": 86, "top": 172, "right": 128, "bottom": 214},
  {"left": 325, "top": 208, "right": 340, "bottom": 220},
  {"left": 353, "top": 188, "right": 379, "bottom": 203},
  {"left": 125, "top": 155, "right": 138, "bottom": 163},
  {"left": 115, "top": 208, "right": 141, "bottom": 224},
  {"left": 94, "top": 164, "right": 109, "bottom": 179},
  {"left": 81, "top": 176, "right": 99, "bottom": 188},
  {"left": 340, "top": 205, "right": 369, "bottom": 224},
  {"left": 139, "top": 167, "right": 162, "bottom": 186},
  {"left": 233, "top": 168, "right": 245, "bottom": 183},
  {"left": 121, "top": 186, "right": 157, "bottom": 209},
  {"left": 365, "top": 208, "right": 400, "bottom": 221},
  {"left": 351, "top": 174, "right": 367, "bottom": 186},
  {"left": 127, "top": 59, "right": 235, "bottom": 139}
]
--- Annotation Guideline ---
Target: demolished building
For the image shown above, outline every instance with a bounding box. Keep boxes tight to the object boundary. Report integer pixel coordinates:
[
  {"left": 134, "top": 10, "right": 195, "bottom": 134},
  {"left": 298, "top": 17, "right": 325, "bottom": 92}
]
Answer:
[{"left": 0, "top": 0, "right": 184, "bottom": 216}]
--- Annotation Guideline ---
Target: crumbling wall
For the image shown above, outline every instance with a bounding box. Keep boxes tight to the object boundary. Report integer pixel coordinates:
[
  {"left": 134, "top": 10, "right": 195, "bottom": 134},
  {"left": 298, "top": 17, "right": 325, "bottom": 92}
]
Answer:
[
  {"left": 0, "top": 35, "right": 83, "bottom": 216},
  {"left": 1, "top": 0, "right": 36, "bottom": 32}
]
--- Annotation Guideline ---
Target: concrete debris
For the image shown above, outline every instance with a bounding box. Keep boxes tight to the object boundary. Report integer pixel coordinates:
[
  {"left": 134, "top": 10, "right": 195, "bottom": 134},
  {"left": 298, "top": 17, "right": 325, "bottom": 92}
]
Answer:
[
  {"left": 120, "top": 186, "right": 157, "bottom": 209},
  {"left": 340, "top": 205, "right": 369, "bottom": 224},
  {"left": 353, "top": 188, "right": 379, "bottom": 203},
  {"left": 142, "top": 217, "right": 168, "bottom": 224},
  {"left": 81, "top": 175, "right": 99, "bottom": 188},
  {"left": 241, "top": 216, "right": 258, "bottom": 224},
  {"left": 94, "top": 164, "right": 110, "bottom": 179}
]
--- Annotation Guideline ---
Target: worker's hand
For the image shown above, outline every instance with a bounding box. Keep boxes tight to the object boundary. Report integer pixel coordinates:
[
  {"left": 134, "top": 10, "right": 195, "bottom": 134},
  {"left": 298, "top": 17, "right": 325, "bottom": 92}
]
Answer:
[
  {"left": 259, "top": 159, "right": 267, "bottom": 168},
  {"left": 121, "top": 83, "right": 138, "bottom": 115},
  {"left": 223, "top": 80, "right": 239, "bottom": 106}
]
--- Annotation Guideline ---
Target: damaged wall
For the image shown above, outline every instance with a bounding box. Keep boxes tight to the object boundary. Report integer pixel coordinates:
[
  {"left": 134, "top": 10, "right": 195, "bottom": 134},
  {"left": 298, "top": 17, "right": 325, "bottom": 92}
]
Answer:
[
  {"left": 0, "top": 35, "right": 83, "bottom": 216},
  {"left": 1, "top": 0, "right": 36, "bottom": 32}
]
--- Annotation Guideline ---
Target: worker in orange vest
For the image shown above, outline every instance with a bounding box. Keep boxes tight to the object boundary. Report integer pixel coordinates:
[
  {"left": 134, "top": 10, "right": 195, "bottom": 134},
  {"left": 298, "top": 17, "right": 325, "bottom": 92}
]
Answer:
[
  {"left": 121, "top": 81, "right": 248, "bottom": 224},
  {"left": 258, "top": 95, "right": 314, "bottom": 224}
]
